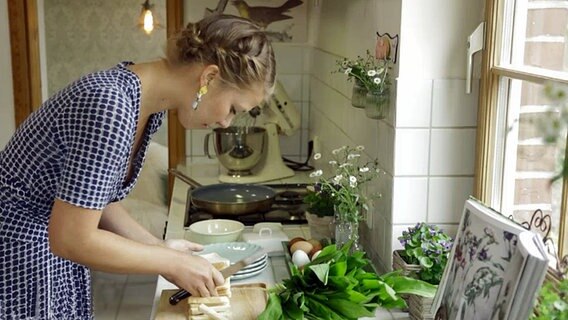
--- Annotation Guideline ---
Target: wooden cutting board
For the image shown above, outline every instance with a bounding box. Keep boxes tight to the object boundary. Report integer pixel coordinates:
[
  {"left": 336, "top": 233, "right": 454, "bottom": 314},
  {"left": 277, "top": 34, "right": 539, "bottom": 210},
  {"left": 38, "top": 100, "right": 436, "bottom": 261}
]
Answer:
[{"left": 154, "top": 283, "right": 268, "bottom": 320}]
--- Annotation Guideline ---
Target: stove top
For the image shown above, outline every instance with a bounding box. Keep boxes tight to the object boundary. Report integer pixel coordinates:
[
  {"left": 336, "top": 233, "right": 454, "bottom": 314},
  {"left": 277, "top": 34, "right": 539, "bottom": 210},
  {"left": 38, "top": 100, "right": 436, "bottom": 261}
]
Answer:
[{"left": 184, "top": 183, "right": 311, "bottom": 227}]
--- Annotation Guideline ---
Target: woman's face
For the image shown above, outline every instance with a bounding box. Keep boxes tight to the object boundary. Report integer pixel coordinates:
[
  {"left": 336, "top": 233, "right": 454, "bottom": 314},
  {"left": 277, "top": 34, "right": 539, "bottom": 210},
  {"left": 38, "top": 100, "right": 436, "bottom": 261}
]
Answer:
[{"left": 178, "top": 78, "right": 265, "bottom": 129}]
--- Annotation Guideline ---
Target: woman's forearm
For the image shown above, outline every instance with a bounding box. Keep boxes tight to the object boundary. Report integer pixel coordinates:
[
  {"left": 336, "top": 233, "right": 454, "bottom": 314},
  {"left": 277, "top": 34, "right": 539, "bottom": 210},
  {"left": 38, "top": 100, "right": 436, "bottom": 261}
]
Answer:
[
  {"left": 49, "top": 199, "right": 170, "bottom": 274},
  {"left": 99, "top": 201, "right": 162, "bottom": 246},
  {"left": 48, "top": 199, "right": 223, "bottom": 296}
]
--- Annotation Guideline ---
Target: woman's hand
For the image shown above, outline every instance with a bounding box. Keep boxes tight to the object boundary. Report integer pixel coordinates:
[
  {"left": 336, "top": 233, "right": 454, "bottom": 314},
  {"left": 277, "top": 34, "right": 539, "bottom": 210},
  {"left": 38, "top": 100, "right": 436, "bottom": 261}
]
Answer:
[
  {"left": 164, "top": 253, "right": 225, "bottom": 297},
  {"left": 163, "top": 239, "right": 203, "bottom": 253}
]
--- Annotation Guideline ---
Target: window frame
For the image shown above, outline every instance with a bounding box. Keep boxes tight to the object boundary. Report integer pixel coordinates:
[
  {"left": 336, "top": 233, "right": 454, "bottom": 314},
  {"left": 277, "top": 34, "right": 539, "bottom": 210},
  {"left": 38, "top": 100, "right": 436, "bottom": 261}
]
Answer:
[{"left": 476, "top": 0, "right": 568, "bottom": 259}]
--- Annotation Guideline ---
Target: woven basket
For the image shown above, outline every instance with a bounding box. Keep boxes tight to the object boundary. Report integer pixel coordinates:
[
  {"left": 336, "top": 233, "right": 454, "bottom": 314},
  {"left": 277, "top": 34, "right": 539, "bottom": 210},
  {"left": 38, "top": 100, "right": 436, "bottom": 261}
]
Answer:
[
  {"left": 392, "top": 250, "right": 423, "bottom": 312},
  {"left": 408, "top": 294, "right": 435, "bottom": 320},
  {"left": 392, "top": 250, "right": 421, "bottom": 277}
]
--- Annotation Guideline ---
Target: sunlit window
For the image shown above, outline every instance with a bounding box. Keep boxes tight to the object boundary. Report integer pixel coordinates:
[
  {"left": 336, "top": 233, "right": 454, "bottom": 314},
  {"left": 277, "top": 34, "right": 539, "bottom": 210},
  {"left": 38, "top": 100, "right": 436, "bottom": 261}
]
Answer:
[{"left": 479, "top": 0, "right": 568, "bottom": 261}]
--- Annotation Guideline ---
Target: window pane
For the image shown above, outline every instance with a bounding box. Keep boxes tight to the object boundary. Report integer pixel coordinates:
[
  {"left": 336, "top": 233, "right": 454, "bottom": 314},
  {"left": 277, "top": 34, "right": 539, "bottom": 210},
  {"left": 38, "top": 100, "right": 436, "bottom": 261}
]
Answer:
[
  {"left": 508, "top": 0, "right": 568, "bottom": 73},
  {"left": 500, "top": 79, "right": 565, "bottom": 246}
]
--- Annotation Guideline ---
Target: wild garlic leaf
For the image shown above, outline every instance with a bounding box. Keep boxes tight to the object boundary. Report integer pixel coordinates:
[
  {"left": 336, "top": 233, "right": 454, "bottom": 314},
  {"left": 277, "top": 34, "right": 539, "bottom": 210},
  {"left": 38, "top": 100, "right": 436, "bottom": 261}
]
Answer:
[
  {"left": 329, "top": 260, "right": 347, "bottom": 277},
  {"left": 385, "top": 275, "right": 437, "bottom": 297},
  {"left": 309, "top": 263, "right": 330, "bottom": 285},
  {"left": 283, "top": 299, "right": 304, "bottom": 319},
  {"left": 258, "top": 292, "right": 284, "bottom": 320},
  {"left": 327, "top": 298, "right": 375, "bottom": 318}
]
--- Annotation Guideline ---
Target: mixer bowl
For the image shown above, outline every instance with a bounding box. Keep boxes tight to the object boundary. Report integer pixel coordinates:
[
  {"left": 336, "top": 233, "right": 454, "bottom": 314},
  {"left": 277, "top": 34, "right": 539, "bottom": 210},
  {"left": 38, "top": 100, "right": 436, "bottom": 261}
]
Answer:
[{"left": 204, "top": 126, "right": 266, "bottom": 176}]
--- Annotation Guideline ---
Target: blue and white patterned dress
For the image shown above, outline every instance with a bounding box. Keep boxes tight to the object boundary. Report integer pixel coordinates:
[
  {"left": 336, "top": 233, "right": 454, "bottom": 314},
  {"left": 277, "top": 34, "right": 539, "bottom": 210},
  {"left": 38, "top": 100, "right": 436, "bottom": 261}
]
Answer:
[{"left": 0, "top": 62, "right": 165, "bottom": 319}]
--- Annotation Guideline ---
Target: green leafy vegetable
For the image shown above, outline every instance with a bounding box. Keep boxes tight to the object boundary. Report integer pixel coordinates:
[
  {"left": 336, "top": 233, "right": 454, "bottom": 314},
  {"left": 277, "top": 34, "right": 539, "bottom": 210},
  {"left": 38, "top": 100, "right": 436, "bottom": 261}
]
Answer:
[{"left": 258, "top": 241, "right": 437, "bottom": 320}]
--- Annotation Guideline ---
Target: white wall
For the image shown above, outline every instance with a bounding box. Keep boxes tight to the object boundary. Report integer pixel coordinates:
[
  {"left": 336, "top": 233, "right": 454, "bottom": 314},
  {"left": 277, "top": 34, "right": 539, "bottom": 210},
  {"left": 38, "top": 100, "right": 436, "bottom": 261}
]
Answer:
[
  {"left": 390, "top": 0, "right": 483, "bottom": 256},
  {"left": 0, "top": 0, "right": 15, "bottom": 149}
]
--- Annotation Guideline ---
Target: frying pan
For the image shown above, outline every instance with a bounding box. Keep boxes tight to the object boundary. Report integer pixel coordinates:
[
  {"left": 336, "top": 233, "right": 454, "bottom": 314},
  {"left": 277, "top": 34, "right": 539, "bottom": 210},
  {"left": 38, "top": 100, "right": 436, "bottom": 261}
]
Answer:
[{"left": 169, "top": 169, "right": 276, "bottom": 215}]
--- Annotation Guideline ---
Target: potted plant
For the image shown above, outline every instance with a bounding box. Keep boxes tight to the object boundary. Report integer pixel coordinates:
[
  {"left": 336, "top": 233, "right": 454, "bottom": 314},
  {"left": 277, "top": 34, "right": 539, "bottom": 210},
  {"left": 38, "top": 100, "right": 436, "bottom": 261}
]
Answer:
[
  {"left": 303, "top": 185, "right": 335, "bottom": 240},
  {"left": 395, "top": 223, "right": 453, "bottom": 319},
  {"left": 309, "top": 145, "right": 381, "bottom": 252}
]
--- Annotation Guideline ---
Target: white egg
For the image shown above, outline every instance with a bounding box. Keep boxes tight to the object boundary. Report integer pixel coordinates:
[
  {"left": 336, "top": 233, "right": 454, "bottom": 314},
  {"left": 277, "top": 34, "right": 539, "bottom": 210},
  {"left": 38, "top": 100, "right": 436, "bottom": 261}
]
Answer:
[
  {"left": 311, "top": 250, "right": 322, "bottom": 261},
  {"left": 292, "top": 250, "right": 310, "bottom": 268}
]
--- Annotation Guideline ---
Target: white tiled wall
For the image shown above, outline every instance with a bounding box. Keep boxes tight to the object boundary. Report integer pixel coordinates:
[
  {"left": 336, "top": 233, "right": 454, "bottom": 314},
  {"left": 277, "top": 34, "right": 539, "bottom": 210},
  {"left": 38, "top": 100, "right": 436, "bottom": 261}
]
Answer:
[{"left": 429, "top": 128, "right": 477, "bottom": 175}]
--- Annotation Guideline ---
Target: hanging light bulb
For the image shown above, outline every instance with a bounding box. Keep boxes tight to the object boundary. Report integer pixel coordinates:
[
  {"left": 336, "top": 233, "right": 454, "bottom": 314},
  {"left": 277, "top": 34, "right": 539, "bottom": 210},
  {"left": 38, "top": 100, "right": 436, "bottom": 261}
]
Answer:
[{"left": 138, "top": 0, "right": 156, "bottom": 35}]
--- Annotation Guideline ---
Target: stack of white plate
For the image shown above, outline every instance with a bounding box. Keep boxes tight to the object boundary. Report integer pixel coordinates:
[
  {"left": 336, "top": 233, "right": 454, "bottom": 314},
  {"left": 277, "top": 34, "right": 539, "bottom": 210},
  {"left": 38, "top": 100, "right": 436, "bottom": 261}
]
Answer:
[{"left": 199, "top": 242, "right": 268, "bottom": 280}]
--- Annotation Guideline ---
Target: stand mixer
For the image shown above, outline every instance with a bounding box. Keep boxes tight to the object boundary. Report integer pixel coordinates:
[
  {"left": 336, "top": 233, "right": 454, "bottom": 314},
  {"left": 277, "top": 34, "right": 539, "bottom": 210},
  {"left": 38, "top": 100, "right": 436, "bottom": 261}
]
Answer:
[{"left": 210, "top": 81, "right": 301, "bottom": 183}]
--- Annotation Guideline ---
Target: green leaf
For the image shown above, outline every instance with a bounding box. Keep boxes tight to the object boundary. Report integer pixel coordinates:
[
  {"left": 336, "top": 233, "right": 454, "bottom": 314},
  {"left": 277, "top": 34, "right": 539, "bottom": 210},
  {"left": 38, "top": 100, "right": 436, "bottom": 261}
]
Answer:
[
  {"left": 327, "top": 299, "right": 375, "bottom": 318},
  {"left": 384, "top": 275, "right": 437, "bottom": 298},
  {"left": 328, "top": 276, "right": 352, "bottom": 290},
  {"left": 419, "top": 256, "right": 433, "bottom": 268},
  {"left": 283, "top": 299, "right": 305, "bottom": 319},
  {"left": 311, "top": 243, "right": 338, "bottom": 264},
  {"left": 305, "top": 296, "right": 343, "bottom": 320},
  {"left": 361, "top": 278, "right": 380, "bottom": 290},
  {"left": 309, "top": 263, "right": 330, "bottom": 285},
  {"left": 327, "top": 290, "right": 368, "bottom": 304},
  {"left": 329, "top": 261, "right": 347, "bottom": 277},
  {"left": 258, "top": 292, "right": 284, "bottom": 320}
]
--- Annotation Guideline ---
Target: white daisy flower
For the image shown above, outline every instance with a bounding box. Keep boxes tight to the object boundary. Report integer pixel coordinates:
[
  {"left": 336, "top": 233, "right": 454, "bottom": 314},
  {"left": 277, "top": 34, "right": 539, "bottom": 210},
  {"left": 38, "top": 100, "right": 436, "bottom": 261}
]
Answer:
[
  {"left": 367, "top": 70, "right": 377, "bottom": 77},
  {"left": 374, "top": 77, "right": 381, "bottom": 84},
  {"left": 332, "top": 148, "right": 343, "bottom": 155},
  {"left": 347, "top": 153, "right": 360, "bottom": 160},
  {"left": 313, "top": 153, "right": 321, "bottom": 160},
  {"left": 349, "top": 176, "right": 357, "bottom": 183},
  {"left": 339, "top": 163, "right": 352, "bottom": 168},
  {"left": 359, "top": 167, "right": 369, "bottom": 172},
  {"left": 309, "top": 170, "right": 323, "bottom": 178},
  {"left": 333, "top": 175, "right": 343, "bottom": 183},
  {"left": 355, "top": 145, "right": 365, "bottom": 151},
  {"left": 350, "top": 180, "right": 358, "bottom": 188},
  {"left": 329, "top": 160, "right": 337, "bottom": 166},
  {"left": 344, "top": 67, "right": 352, "bottom": 75}
]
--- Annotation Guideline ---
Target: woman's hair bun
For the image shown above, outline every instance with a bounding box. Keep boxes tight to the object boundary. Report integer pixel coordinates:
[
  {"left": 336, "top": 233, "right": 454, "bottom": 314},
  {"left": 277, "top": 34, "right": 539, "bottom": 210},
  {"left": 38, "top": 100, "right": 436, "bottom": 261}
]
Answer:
[{"left": 167, "top": 14, "right": 275, "bottom": 92}]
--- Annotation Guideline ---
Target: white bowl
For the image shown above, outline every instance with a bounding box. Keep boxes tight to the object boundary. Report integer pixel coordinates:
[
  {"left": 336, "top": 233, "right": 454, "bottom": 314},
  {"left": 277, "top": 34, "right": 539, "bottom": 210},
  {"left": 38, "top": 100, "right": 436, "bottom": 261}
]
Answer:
[{"left": 188, "top": 219, "right": 245, "bottom": 244}]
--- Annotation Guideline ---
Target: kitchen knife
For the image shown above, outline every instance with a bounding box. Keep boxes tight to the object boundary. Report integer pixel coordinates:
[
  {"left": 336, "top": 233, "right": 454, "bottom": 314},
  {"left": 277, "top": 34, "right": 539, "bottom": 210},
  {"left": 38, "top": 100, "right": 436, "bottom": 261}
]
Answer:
[{"left": 169, "top": 249, "right": 266, "bottom": 305}]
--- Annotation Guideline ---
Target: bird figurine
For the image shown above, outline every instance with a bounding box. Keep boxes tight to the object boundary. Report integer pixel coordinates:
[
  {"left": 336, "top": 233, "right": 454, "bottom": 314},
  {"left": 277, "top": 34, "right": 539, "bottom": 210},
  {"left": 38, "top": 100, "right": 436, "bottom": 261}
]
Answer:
[{"left": 231, "top": 0, "right": 303, "bottom": 29}]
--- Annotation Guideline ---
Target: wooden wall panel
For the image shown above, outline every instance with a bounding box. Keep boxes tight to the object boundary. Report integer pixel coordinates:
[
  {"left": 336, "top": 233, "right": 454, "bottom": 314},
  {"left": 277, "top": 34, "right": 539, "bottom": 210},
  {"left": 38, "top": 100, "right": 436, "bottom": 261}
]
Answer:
[
  {"left": 166, "top": 0, "right": 186, "bottom": 199},
  {"left": 7, "top": 0, "right": 42, "bottom": 127}
]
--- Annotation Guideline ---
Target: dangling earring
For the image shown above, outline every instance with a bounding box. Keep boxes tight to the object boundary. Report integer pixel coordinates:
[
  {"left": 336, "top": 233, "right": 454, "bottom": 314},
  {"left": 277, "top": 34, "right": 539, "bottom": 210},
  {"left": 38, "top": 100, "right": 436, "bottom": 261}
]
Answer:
[{"left": 192, "top": 85, "right": 208, "bottom": 110}]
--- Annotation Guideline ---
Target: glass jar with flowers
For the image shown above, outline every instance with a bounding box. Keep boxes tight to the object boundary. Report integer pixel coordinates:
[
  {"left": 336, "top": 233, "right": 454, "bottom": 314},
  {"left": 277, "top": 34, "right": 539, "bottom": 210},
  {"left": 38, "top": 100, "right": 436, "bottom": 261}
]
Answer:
[
  {"left": 364, "top": 58, "right": 392, "bottom": 120},
  {"left": 335, "top": 50, "right": 393, "bottom": 118},
  {"left": 309, "top": 145, "right": 381, "bottom": 252}
]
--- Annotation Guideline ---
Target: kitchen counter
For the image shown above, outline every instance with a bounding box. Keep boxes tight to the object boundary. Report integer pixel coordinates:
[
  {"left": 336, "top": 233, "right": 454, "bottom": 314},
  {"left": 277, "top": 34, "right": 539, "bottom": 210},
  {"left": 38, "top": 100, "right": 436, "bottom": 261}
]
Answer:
[{"left": 151, "top": 160, "right": 409, "bottom": 319}]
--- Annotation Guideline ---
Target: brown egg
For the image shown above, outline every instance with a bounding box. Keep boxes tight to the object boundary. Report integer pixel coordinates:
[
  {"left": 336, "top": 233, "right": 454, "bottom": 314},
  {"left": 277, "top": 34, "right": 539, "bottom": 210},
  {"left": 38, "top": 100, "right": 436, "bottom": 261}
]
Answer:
[
  {"left": 288, "top": 237, "right": 306, "bottom": 249},
  {"left": 290, "top": 241, "right": 314, "bottom": 255},
  {"left": 308, "top": 246, "right": 321, "bottom": 259},
  {"left": 307, "top": 239, "right": 322, "bottom": 253}
]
